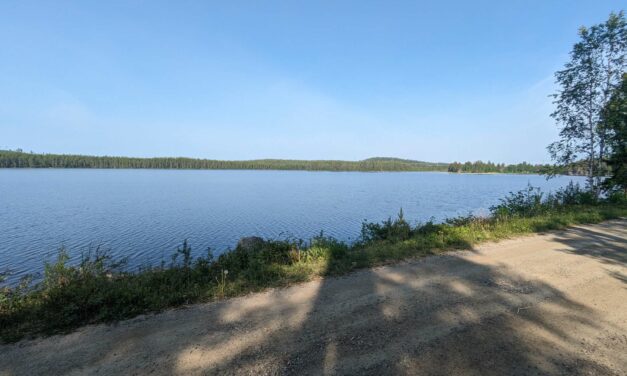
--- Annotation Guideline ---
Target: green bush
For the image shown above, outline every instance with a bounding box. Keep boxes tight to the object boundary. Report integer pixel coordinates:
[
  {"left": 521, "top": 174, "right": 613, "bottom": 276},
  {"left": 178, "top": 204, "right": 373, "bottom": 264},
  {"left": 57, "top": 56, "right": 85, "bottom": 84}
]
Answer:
[
  {"left": 360, "top": 208, "right": 412, "bottom": 242},
  {"left": 490, "top": 184, "right": 546, "bottom": 217},
  {"left": 490, "top": 183, "right": 600, "bottom": 218},
  {"left": 607, "top": 190, "right": 627, "bottom": 204}
]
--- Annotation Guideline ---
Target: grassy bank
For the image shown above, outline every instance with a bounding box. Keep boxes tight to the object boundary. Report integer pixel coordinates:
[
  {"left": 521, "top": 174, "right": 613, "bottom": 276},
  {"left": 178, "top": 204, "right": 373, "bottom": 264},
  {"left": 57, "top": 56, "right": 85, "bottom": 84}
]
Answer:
[{"left": 1, "top": 185, "right": 625, "bottom": 343}]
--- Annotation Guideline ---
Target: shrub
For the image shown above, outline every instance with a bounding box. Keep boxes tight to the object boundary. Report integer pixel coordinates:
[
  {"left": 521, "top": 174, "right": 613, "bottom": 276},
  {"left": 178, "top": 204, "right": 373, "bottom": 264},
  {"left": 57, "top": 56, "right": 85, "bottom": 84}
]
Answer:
[
  {"left": 490, "top": 184, "right": 545, "bottom": 217},
  {"left": 546, "top": 181, "right": 597, "bottom": 206},
  {"left": 491, "top": 183, "right": 605, "bottom": 219},
  {"left": 360, "top": 208, "right": 412, "bottom": 242},
  {"left": 417, "top": 217, "right": 444, "bottom": 234},
  {"left": 607, "top": 190, "right": 627, "bottom": 204}
]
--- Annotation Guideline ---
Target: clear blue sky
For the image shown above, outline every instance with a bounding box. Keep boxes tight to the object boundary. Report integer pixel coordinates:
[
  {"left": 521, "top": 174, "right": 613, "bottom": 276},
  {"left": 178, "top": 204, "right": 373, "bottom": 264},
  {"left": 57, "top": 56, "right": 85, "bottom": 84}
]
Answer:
[{"left": 0, "top": 1, "right": 622, "bottom": 163}]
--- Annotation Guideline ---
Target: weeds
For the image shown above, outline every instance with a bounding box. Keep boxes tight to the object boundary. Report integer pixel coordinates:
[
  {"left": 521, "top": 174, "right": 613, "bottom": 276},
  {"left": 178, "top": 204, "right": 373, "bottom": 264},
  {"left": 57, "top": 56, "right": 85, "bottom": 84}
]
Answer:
[{"left": 216, "top": 270, "right": 228, "bottom": 298}]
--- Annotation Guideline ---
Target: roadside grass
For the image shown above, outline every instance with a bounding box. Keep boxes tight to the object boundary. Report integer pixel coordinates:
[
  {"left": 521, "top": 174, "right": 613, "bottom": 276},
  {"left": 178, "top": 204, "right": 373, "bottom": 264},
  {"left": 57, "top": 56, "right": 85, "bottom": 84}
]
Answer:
[{"left": 1, "top": 185, "right": 626, "bottom": 343}]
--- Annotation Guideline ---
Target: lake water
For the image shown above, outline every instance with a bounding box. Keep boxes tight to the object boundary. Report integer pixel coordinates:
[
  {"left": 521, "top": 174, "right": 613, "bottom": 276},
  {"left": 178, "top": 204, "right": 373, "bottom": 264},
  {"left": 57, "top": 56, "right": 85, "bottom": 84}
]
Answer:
[{"left": 0, "top": 169, "right": 585, "bottom": 281}]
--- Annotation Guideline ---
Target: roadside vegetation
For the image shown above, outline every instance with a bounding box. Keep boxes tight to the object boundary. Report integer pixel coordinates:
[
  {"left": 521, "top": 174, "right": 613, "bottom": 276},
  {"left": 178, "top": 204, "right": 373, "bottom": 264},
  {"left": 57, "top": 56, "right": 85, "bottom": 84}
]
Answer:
[{"left": 1, "top": 183, "right": 625, "bottom": 343}]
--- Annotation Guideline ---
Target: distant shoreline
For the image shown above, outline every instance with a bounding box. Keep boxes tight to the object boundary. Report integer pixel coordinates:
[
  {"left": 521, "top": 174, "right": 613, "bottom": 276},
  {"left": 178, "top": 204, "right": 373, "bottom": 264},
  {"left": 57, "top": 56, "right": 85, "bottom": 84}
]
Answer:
[
  {"left": 0, "top": 168, "right": 577, "bottom": 177},
  {"left": 0, "top": 150, "right": 560, "bottom": 174}
]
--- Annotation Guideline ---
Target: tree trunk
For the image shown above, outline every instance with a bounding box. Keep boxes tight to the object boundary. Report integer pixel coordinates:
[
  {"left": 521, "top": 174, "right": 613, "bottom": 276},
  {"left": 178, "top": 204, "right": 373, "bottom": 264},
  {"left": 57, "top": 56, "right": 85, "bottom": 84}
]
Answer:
[{"left": 587, "top": 110, "right": 596, "bottom": 195}]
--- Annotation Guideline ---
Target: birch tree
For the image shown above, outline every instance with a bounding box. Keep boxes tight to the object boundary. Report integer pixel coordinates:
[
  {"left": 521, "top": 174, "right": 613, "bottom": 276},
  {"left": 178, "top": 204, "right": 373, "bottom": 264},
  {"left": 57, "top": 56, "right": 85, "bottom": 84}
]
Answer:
[
  {"left": 549, "top": 11, "right": 627, "bottom": 195},
  {"left": 602, "top": 73, "right": 627, "bottom": 194}
]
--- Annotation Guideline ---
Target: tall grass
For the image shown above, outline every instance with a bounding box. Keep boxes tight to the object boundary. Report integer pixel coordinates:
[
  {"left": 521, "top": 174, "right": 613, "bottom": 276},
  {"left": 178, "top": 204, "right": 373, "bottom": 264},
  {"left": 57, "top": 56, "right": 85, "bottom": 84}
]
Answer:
[{"left": 1, "top": 184, "right": 625, "bottom": 342}]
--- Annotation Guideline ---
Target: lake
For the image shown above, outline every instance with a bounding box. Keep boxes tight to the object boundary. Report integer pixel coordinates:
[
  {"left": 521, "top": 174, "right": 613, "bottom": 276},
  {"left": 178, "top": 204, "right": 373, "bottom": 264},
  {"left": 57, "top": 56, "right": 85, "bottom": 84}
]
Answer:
[{"left": 0, "top": 169, "right": 585, "bottom": 281}]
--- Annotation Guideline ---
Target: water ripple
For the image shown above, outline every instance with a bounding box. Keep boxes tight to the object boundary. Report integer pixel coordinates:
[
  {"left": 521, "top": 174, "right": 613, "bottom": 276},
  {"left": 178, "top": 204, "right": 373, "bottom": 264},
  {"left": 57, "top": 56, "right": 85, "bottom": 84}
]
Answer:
[{"left": 0, "top": 169, "right": 585, "bottom": 283}]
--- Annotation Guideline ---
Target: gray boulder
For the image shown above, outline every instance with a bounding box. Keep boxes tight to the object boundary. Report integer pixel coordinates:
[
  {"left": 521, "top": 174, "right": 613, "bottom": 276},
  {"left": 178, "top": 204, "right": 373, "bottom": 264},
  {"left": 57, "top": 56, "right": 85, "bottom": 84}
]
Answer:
[{"left": 236, "top": 236, "right": 265, "bottom": 253}]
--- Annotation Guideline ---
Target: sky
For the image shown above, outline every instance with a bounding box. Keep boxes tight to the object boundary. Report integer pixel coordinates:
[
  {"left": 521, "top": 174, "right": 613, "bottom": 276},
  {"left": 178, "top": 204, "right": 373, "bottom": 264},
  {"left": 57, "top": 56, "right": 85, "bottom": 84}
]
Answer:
[{"left": 0, "top": 1, "right": 623, "bottom": 163}]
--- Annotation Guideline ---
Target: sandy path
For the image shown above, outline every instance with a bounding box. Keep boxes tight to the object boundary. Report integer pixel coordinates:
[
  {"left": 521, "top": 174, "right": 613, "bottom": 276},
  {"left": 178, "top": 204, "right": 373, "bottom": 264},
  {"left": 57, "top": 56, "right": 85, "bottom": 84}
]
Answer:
[{"left": 1, "top": 220, "right": 626, "bottom": 376}]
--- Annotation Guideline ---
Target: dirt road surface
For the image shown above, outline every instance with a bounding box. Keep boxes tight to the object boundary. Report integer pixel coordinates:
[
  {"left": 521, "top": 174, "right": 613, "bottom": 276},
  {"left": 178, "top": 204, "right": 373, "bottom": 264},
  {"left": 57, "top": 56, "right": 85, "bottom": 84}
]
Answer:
[{"left": 1, "top": 220, "right": 626, "bottom": 375}]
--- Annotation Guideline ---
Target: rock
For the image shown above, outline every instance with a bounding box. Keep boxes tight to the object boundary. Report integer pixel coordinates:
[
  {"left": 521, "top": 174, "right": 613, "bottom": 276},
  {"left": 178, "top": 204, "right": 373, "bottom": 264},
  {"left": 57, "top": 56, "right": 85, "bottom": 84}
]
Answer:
[{"left": 236, "top": 236, "right": 265, "bottom": 253}]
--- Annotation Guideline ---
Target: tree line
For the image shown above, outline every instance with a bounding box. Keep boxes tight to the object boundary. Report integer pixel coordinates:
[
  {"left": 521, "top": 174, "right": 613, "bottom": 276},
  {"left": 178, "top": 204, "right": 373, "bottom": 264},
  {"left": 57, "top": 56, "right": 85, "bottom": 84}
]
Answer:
[
  {"left": 446, "top": 161, "right": 549, "bottom": 174},
  {"left": 0, "top": 151, "right": 561, "bottom": 174},
  {"left": 0, "top": 152, "right": 451, "bottom": 171}
]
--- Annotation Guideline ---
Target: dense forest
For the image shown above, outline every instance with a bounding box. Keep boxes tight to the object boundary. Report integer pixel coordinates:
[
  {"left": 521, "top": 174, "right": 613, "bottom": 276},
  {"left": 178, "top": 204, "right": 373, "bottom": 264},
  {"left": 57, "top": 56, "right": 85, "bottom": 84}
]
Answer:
[
  {"left": 0, "top": 150, "right": 448, "bottom": 171},
  {"left": 0, "top": 150, "right": 566, "bottom": 174},
  {"left": 446, "top": 160, "right": 593, "bottom": 175},
  {"left": 447, "top": 161, "right": 548, "bottom": 174}
]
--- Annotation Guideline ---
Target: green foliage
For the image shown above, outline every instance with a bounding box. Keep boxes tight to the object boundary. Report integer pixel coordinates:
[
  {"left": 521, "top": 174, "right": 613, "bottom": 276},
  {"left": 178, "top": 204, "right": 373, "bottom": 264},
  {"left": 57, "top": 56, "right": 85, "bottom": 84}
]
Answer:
[
  {"left": 360, "top": 208, "right": 411, "bottom": 242},
  {"left": 1, "top": 194, "right": 625, "bottom": 343},
  {"left": 607, "top": 191, "right": 627, "bottom": 204},
  {"left": 447, "top": 161, "right": 549, "bottom": 174},
  {"left": 490, "top": 182, "right": 597, "bottom": 217},
  {"left": 602, "top": 73, "right": 627, "bottom": 193},
  {"left": 172, "top": 239, "right": 193, "bottom": 269},
  {"left": 0, "top": 150, "right": 571, "bottom": 175},
  {"left": 546, "top": 181, "right": 597, "bottom": 206},
  {"left": 490, "top": 185, "right": 546, "bottom": 217},
  {"left": 0, "top": 150, "right": 449, "bottom": 172},
  {"left": 548, "top": 11, "right": 627, "bottom": 193}
]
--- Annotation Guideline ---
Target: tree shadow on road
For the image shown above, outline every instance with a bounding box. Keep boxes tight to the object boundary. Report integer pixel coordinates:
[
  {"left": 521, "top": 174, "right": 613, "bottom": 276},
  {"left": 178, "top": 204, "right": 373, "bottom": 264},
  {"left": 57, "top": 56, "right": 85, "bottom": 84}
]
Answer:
[
  {"left": 549, "top": 220, "right": 627, "bottom": 283},
  {"left": 169, "top": 246, "right": 623, "bottom": 375}
]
